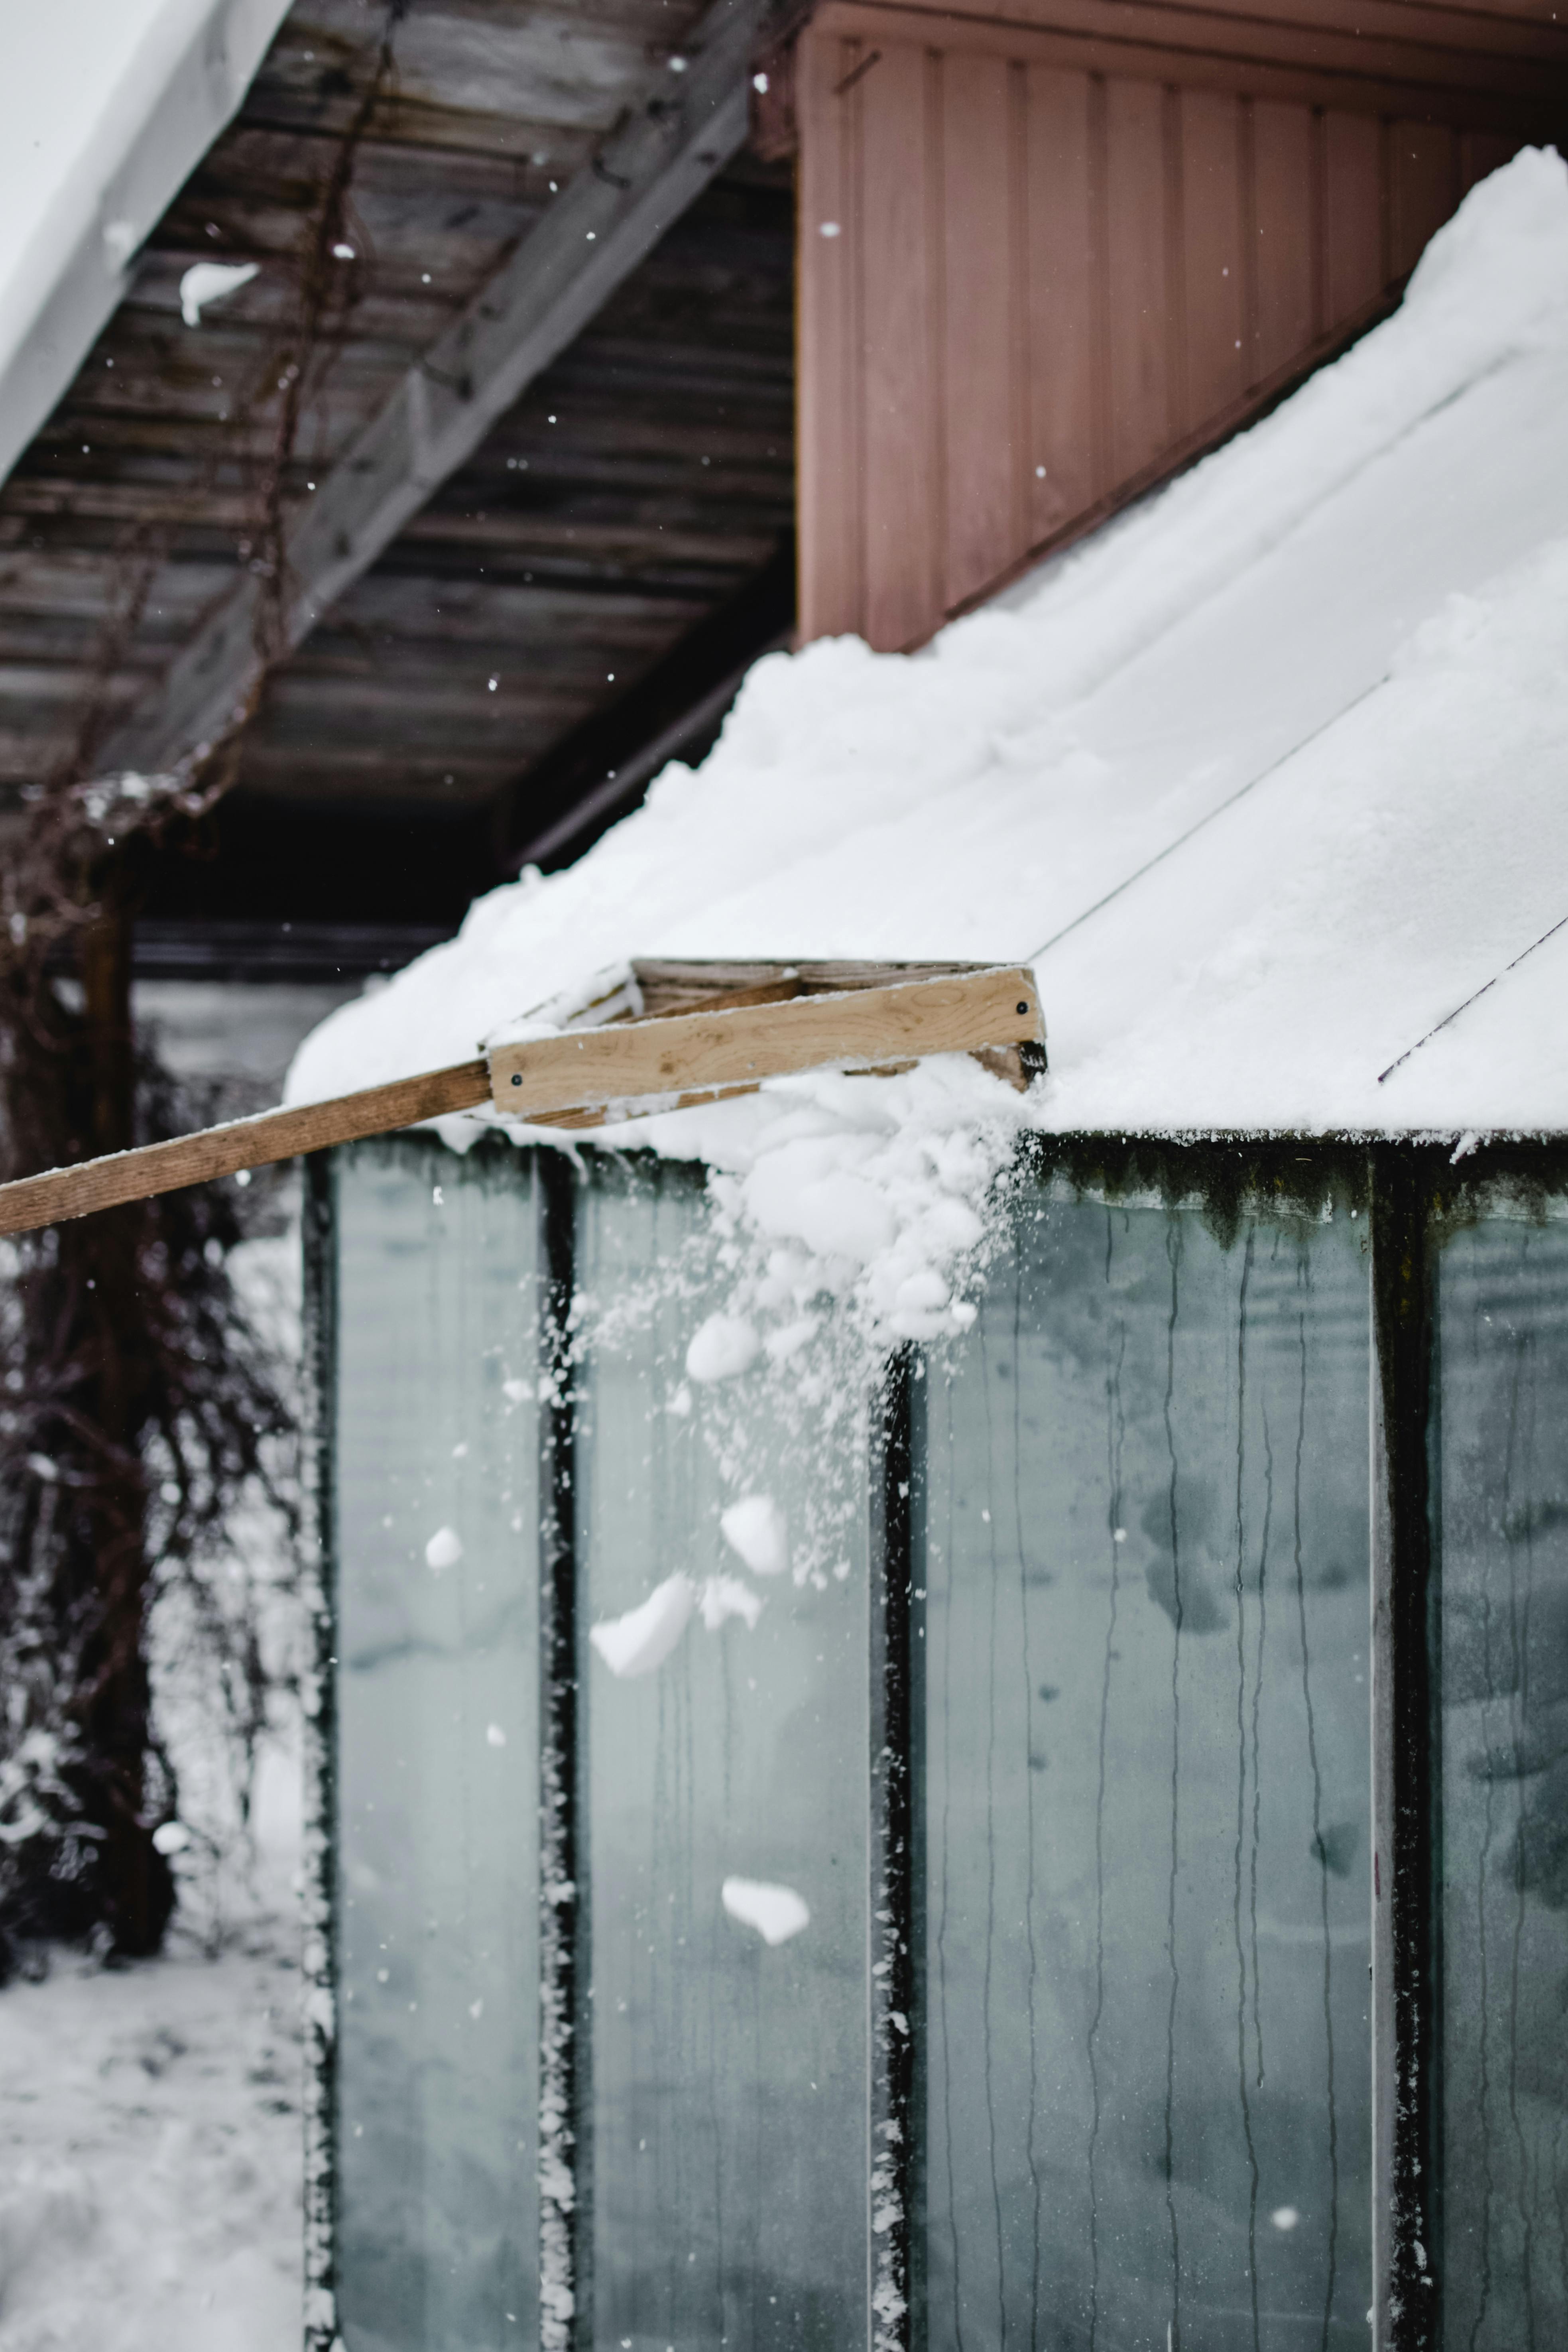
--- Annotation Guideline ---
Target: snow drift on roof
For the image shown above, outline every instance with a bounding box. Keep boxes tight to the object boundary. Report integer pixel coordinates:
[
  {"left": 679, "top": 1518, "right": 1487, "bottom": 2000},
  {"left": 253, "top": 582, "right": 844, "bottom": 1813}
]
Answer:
[{"left": 289, "top": 146, "right": 1568, "bottom": 1142}]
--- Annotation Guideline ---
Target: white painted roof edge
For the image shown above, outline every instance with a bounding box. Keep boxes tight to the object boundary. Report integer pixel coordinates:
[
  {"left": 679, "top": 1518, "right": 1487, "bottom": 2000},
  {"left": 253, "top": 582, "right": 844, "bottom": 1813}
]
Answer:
[{"left": 0, "top": 0, "right": 292, "bottom": 494}]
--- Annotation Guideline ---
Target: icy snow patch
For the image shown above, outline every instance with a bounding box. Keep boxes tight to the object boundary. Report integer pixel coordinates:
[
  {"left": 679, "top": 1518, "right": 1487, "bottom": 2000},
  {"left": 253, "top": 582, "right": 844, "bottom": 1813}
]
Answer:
[
  {"left": 0, "top": 1744, "right": 304, "bottom": 2352},
  {"left": 720, "top": 1494, "right": 789, "bottom": 1578},
  {"left": 721, "top": 1876, "right": 811, "bottom": 1946},
  {"left": 589, "top": 1572, "right": 694, "bottom": 1677}
]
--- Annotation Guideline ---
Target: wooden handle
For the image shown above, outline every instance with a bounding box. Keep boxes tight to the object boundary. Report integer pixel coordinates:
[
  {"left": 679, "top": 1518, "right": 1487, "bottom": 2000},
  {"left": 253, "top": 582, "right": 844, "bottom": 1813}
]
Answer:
[{"left": 0, "top": 1060, "right": 491, "bottom": 1237}]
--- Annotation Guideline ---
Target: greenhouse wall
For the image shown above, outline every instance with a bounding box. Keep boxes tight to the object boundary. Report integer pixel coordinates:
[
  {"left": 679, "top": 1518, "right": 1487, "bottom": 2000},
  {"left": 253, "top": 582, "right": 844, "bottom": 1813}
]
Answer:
[{"left": 302, "top": 1134, "right": 1568, "bottom": 2352}]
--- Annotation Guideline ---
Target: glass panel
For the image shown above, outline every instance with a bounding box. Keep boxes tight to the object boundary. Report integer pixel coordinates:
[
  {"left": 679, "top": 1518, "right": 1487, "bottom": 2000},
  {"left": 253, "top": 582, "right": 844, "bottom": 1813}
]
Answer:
[
  {"left": 1436, "top": 1213, "right": 1568, "bottom": 2351},
  {"left": 333, "top": 1140, "right": 540, "bottom": 2352},
  {"left": 576, "top": 1157, "right": 869, "bottom": 2352},
  {"left": 923, "top": 1189, "right": 1373, "bottom": 2350}
]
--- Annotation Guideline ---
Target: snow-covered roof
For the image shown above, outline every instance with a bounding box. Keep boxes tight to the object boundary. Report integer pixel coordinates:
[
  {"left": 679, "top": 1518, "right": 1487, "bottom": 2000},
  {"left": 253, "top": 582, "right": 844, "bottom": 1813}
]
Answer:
[
  {"left": 290, "top": 148, "right": 1568, "bottom": 1144},
  {"left": 0, "top": 0, "right": 289, "bottom": 493}
]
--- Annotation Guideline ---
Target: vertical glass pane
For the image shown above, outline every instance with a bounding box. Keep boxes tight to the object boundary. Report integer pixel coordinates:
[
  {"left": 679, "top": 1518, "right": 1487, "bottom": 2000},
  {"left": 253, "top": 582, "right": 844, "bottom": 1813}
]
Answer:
[
  {"left": 1436, "top": 1213, "right": 1568, "bottom": 2351},
  {"left": 923, "top": 1189, "right": 1373, "bottom": 2349},
  {"left": 334, "top": 1140, "right": 540, "bottom": 2352},
  {"left": 577, "top": 1158, "right": 868, "bottom": 2352}
]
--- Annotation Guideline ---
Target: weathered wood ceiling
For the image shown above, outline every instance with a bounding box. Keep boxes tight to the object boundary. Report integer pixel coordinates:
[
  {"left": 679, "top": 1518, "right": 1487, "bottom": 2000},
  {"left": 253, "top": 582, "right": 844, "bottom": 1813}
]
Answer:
[{"left": 0, "top": 0, "right": 795, "bottom": 929}]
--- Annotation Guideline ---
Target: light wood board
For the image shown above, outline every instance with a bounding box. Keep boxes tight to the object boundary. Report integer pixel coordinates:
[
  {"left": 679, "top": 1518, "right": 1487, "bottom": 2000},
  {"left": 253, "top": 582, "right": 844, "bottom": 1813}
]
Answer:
[{"left": 490, "top": 964, "right": 1045, "bottom": 1114}]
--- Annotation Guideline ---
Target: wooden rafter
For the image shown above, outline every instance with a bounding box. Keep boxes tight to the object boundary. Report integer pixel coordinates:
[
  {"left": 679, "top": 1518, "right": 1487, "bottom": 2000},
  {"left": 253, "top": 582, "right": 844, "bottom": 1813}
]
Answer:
[
  {"left": 101, "top": 0, "right": 779, "bottom": 778},
  {"left": 0, "top": 962, "right": 1047, "bottom": 1236}
]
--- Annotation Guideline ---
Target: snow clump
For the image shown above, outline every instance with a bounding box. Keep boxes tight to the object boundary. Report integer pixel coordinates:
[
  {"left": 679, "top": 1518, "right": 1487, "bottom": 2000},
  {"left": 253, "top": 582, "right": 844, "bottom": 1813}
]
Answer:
[
  {"left": 721, "top": 1876, "right": 811, "bottom": 1946},
  {"left": 685, "top": 1313, "right": 761, "bottom": 1382},
  {"left": 590, "top": 1570, "right": 768, "bottom": 1673},
  {"left": 589, "top": 1573, "right": 694, "bottom": 1677},
  {"left": 697, "top": 1575, "right": 765, "bottom": 1632},
  {"left": 179, "top": 259, "right": 258, "bottom": 327},
  {"left": 424, "top": 1525, "right": 463, "bottom": 1573},
  {"left": 719, "top": 1494, "right": 789, "bottom": 1578}
]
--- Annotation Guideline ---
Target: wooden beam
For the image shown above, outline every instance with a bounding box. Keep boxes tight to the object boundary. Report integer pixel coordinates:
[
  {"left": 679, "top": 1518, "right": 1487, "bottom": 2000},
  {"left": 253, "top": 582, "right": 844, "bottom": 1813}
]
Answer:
[
  {"left": 0, "top": 963, "right": 1046, "bottom": 1236},
  {"left": 630, "top": 956, "right": 986, "bottom": 1008},
  {"left": 490, "top": 966, "right": 1046, "bottom": 1114},
  {"left": 102, "top": 0, "right": 777, "bottom": 777}
]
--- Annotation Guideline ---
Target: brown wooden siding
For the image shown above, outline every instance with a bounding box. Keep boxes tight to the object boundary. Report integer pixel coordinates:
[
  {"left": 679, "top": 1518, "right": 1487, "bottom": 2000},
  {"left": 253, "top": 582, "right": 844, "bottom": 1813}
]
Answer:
[{"left": 797, "top": 0, "right": 1567, "bottom": 648}]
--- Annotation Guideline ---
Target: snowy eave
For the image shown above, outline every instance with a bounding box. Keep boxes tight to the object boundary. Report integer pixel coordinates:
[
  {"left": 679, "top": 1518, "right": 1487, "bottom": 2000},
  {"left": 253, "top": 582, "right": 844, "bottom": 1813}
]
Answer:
[
  {"left": 287, "top": 150, "right": 1568, "bottom": 1147},
  {"left": 0, "top": 0, "right": 290, "bottom": 495}
]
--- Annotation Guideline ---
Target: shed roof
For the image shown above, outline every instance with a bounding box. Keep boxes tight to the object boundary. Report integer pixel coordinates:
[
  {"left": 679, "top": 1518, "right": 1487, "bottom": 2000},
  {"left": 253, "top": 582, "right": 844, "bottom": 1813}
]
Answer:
[{"left": 289, "top": 148, "right": 1568, "bottom": 1142}]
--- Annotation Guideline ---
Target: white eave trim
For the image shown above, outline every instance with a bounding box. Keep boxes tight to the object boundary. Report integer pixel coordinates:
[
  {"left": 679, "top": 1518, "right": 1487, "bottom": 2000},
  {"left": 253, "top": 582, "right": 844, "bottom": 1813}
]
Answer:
[{"left": 0, "top": 0, "right": 292, "bottom": 494}]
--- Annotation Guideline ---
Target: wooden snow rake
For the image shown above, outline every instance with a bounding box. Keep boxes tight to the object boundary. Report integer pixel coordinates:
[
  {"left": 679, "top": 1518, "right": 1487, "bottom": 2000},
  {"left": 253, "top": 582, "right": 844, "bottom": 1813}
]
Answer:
[{"left": 0, "top": 960, "right": 1046, "bottom": 1239}]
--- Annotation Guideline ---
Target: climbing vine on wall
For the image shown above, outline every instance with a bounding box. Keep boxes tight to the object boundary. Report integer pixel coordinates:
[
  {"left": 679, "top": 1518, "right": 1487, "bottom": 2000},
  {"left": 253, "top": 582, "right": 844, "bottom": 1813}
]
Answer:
[{"left": 0, "top": 4, "right": 404, "bottom": 1962}]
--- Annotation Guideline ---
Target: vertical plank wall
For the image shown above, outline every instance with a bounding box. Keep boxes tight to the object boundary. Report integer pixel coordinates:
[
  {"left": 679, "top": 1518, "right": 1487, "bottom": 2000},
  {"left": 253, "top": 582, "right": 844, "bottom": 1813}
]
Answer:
[{"left": 797, "top": 0, "right": 1561, "bottom": 648}]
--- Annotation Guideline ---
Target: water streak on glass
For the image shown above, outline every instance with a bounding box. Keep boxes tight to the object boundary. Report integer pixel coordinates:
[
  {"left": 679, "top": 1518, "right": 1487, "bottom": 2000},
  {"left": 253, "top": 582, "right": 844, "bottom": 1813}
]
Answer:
[
  {"left": 576, "top": 1158, "right": 869, "bottom": 2352},
  {"left": 923, "top": 1189, "right": 1373, "bottom": 2350},
  {"left": 1436, "top": 1216, "right": 1568, "bottom": 2352},
  {"left": 333, "top": 1142, "right": 541, "bottom": 2352}
]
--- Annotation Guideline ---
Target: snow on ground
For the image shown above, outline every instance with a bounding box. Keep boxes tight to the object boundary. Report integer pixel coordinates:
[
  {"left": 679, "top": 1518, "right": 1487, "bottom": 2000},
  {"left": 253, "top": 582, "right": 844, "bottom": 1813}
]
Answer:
[
  {"left": 0, "top": 1223, "right": 308, "bottom": 2352},
  {"left": 0, "top": 1742, "right": 303, "bottom": 2352}
]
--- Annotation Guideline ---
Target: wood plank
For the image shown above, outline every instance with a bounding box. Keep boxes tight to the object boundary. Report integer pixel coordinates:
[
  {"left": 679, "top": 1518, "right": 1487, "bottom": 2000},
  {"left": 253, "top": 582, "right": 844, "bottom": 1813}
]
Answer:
[
  {"left": 817, "top": 0, "right": 1568, "bottom": 83},
  {"left": 632, "top": 955, "right": 985, "bottom": 1009},
  {"left": 1389, "top": 118, "right": 1459, "bottom": 281},
  {"left": 1251, "top": 99, "right": 1315, "bottom": 386},
  {"left": 0, "top": 1061, "right": 492, "bottom": 1238},
  {"left": 941, "top": 50, "right": 1020, "bottom": 613},
  {"left": 1104, "top": 76, "right": 1171, "bottom": 484},
  {"left": 489, "top": 965, "right": 1047, "bottom": 1113},
  {"left": 1179, "top": 87, "right": 1247, "bottom": 431},
  {"left": 96, "top": 0, "right": 773, "bottom": 775},
  {"left": 1459, "top": 128, "right": 1521, "bottom": 195},
  {"left": 1024, "top": 66, "right": 1097, "bottom": 537},
  {"left": 796, "top": 22, "right": 864, "bottom": 641},
  {"left": 524, "top": 1041, "right": 1035, "bottom": 1129},
  {"left": 812, "top": 1, "right": 1568, "bottom": 128},
  {"left": 1323, "top": 108, "right": 1385, "bottom": 330},
  {"left": 860, "top": 38, "right": 942, "bottom": 651}
]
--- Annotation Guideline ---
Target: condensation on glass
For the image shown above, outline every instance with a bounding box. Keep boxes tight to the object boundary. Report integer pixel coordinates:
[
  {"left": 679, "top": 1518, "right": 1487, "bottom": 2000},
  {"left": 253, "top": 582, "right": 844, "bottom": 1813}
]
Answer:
[
  {"left": 332, "top": 1140, "right": 542, "bottom": 2352},
  {"left": 1435, "top": 1210, "right": 1568, "bottom": 2352},
  {"left": 922, "top": 1189, "right": 1374, "bottom": 2350},
  {"left": 575, "top": 1157, "right": 869, "bottom": 2352}
]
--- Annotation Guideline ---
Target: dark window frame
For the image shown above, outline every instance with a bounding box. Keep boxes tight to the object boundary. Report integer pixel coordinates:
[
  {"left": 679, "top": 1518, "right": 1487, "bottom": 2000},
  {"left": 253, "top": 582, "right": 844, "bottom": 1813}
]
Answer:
[{"left": 301, "top": 1133, "right": 1568, "bottom": 2352}]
